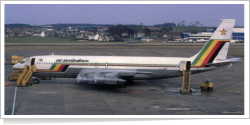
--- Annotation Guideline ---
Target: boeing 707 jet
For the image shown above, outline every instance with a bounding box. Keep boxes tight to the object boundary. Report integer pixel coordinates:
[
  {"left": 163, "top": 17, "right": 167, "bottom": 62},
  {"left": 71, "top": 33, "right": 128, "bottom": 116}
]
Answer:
[{"left": 13, "top": 19, "right": 241, "bottom": 87}]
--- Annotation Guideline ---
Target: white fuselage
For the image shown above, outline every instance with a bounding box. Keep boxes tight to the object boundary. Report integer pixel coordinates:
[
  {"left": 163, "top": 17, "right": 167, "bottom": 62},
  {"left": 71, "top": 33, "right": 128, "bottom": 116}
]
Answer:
[{"left": 13, "top": 55, "right": 214, "bottom": 80}]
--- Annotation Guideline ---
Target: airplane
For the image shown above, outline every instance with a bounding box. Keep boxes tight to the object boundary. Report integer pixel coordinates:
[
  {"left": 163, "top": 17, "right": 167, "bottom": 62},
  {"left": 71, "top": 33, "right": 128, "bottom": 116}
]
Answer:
[{"left": 13, "top": 19, "right": 241, "bottom": 87}]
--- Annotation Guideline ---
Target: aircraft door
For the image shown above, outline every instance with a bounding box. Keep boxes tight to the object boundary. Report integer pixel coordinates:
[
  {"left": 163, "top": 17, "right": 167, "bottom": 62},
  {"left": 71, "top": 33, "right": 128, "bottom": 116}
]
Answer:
[
  {"left": 31, "top": 58, "right": 35, "bottom": 65},
  {"left": 25, "top": 57, "right": 31, "bottom": 67},
  {"left": 186, "top": 61, "right": 191, "bottom": 71},
  {"left": 179, "top": 61, "right": 191, "bottom": 71}
]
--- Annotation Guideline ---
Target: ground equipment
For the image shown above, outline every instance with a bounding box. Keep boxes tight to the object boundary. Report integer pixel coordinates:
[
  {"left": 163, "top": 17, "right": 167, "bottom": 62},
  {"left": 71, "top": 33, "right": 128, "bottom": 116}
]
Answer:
[
  {"left": 200, "top": 78, "right": 213, "bottom": 92},
  {"left": 11, "top": 55, "right": 24, "bottom": 65},
  {"left": 8, "top": 71, "right": 22, "bottom": 81}
]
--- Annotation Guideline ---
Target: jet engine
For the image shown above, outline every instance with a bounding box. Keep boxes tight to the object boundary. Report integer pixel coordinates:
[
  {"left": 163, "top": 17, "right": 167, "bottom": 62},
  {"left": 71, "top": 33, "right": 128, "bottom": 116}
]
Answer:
[{"left": 76, "top": 74, "right": 126, "bottom": 85}]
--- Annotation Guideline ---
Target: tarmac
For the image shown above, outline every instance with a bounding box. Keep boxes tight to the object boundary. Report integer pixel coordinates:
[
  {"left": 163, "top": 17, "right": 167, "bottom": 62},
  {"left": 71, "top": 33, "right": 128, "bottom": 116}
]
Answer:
[{"left": 4, "top": 48, "right": 244, "bottom": 115}]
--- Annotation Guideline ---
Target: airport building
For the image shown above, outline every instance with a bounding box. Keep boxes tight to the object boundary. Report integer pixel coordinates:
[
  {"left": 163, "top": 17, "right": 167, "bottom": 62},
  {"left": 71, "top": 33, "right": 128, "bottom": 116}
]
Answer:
[
  {"left": 231, "top": 28, "right": 244, "bottom": 43},
  {"left": 181, "top": 28, "right": 244, "bottom": 43},
  {"left": 182, "top": 32, "right": 212, "bottom": 43}
]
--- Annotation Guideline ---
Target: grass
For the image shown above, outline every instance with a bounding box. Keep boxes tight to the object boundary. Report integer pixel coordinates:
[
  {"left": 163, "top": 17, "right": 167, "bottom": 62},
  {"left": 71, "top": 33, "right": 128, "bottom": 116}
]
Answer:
[
  {"left": 4, "top": 43, "right": 244, "bottom": 57},
  {"left": 5, "top": 37, "right": 74, "bottom": 43},
  {"left": 4, "top": 37, "right": 244, "bottom": 56}
]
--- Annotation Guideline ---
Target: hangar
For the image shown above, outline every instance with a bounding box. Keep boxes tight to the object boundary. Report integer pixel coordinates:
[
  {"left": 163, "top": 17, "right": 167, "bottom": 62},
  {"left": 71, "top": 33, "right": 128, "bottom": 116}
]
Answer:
[{"left": 181, "top": 28, "right": 244, "bottom": 43}]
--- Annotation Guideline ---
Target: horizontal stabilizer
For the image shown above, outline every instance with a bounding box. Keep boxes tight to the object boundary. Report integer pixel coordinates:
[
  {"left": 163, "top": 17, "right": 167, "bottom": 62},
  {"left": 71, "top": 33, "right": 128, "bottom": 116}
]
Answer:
[
  {"left": 205, "top": 58, "right": 242, "bottom": 67},
  {"left": 226, "top": 57, "right": 242, "bottom": 62}
]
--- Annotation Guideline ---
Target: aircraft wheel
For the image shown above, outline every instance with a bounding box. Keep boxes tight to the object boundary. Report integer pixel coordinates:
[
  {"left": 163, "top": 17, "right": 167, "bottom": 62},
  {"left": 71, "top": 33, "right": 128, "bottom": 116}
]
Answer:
[
  {"left": 126, "top": 80, "right": 134, "bottom": 85},
  {"left": 34, "top": 79, "right": 40, "bottom": 84},
  {"left": 207, "top": 87, "right": 210, "bottom": 92},
  {"left": 200, "top": 87, "right": 203, "bottom": 92},
  {"left": 126, "top": 79, "right": 133, "bottom": 83},
  {"left": 120, "top": 83, "right": 127, "bottom": 88}
]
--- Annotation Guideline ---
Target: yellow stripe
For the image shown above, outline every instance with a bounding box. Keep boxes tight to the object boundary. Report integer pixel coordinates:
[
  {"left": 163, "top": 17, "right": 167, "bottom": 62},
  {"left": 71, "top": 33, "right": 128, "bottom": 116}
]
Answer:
[
  {"left": 53, "top": 64, "right": 61, "bottom": 71},
  {"left": 195, "top": 40, "right": 219, "bottom": 66}
]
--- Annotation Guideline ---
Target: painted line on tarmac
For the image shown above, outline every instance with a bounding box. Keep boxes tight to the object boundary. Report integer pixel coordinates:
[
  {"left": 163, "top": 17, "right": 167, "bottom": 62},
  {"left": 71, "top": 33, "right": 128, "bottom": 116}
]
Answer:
[
  {"left": 34, "top": 92, "right": 57, "bottom": 94},
  {"left": 223, "top": 82, "right": 244, "bottom": 90},
  {"left": 222, "top": 111, "right": 241, "bottom": 114},
  {"left": 213, "top": 81, "right": 234, "bottom": 87},
  {"left": 153, "top": 106, "right": 160, "bottom": 109},
  {"left": 109, "top": 52, "right": 116, "bottom": 56},
  {"left": 12, "top": 87, "right": 17, "bottom": 115},
  {"left": 165, "top": 108, "right": 190, "bottom": 111}
]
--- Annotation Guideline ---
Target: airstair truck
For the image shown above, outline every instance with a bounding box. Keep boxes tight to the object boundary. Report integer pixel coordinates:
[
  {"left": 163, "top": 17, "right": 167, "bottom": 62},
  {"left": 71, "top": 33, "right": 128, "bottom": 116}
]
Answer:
[{"left": 12, "top": 55, "right": 24, "bottom": 65}]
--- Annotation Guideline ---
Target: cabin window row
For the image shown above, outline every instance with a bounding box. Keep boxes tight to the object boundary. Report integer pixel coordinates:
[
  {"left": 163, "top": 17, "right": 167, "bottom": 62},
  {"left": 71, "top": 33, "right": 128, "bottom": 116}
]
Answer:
[
  {"left": 35, "top": 62, "right": 179, "bottom": 68},
  {"left": 37, "top": 62, "right": 54, "bottom": 65}
]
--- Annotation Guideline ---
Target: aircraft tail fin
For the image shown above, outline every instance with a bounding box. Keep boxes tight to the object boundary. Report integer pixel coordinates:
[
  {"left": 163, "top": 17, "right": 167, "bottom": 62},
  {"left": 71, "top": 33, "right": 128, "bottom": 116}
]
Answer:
[{"left": 190, "top": 19, "right": 235, "bottom": 67}]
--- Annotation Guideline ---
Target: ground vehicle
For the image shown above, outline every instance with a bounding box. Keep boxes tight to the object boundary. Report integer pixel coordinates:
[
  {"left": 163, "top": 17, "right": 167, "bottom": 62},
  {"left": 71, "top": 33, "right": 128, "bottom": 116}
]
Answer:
[
  {"left": 12, "top": 55, "right": 24, "bottom": 65},
  {"left": 200, "top": 78, "right": 213, "bottom": 92}
]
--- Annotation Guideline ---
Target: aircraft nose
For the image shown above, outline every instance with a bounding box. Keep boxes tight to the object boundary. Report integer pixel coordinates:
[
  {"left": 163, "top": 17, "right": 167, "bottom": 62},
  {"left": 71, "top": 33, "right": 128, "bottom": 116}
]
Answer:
[
  {"left": 12, "top": 63, "right": 22, "bottom": 70},
  {"left": 12, "top": 64, "right": 18, "bottom": 69}
]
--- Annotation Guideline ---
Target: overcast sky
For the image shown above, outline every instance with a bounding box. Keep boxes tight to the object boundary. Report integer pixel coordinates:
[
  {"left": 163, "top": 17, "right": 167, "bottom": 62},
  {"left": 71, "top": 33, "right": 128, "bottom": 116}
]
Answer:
[{"left": 4, "top": 4, "right": 244, "bottom": 27}]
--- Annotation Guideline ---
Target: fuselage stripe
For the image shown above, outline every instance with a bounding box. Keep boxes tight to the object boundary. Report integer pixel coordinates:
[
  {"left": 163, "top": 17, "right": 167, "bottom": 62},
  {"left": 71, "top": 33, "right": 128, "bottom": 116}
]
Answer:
[
  {"left": 191, "top": 40, "right": 229, "bottom": 67},
  {"left": 53, "top": 64, "right": 61, "bottom": 71},
  {"left": 195, "top": 40, "right": 218, "bottom": 66},
  {"left": 208, "top": 42, "right": 227, "bottom": 64},
  {"left": 50, "top": 63, "right": 57, "bottom": 70},
  {"left": 57, "top": 64, "right": 66, "bottom": 71},
  {"left": 191, "top": 39, "right": 213, "bottom": 65},
  {"left": 200, "top": 41, "right": 223, "bottom": 66}
]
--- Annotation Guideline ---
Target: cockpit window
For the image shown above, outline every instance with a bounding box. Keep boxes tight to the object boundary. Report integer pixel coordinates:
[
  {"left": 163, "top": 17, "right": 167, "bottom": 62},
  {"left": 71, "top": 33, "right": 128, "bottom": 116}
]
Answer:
[{"left": 19, "top": 59, "right": 26, "bottom": 64}]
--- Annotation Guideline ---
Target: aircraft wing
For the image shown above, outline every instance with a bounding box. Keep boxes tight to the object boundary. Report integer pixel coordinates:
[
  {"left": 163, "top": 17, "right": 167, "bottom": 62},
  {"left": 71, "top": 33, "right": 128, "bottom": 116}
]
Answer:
[
  {"left": 78, "top": 69, "right": 153, "bottom": 78},
  {"left": 205, "top": 57, "right": 242, "bottom": 67}
]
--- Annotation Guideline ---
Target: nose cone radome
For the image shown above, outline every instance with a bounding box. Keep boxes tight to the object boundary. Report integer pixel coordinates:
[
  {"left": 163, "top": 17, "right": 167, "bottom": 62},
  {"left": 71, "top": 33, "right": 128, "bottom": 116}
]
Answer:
[
  {"left": 12, "top": 63, "right": 24, "bottom": 70},
  {"left": 12, "top": 64, "right": 18, "bottom": 69}
]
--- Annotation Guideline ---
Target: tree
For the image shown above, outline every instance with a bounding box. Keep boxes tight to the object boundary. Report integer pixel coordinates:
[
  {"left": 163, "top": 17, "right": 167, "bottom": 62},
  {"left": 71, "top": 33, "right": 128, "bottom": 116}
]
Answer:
[
  {"left": 108, "top": 24, "right": 135, "bottom": 40},
  {"left": 143, "top": 27, "right": 151, "bottom": 36},
  {"left": 113, "top": 34, "right": 123, "bottom": 42},
  {"left": 161, "top": 26, "right": 173, "bottom": 33},
  {"left": 195, "top": 21, "right": 200, "bottom": 27},
  {"left": 188, "top": 22, "right": 195, "bottom": 26},
  {"left": 180, "top": 20, "right": 186, "bottom": 26},
  {"left": 109, "top": 24, "right": 133, "bottom": 36}
]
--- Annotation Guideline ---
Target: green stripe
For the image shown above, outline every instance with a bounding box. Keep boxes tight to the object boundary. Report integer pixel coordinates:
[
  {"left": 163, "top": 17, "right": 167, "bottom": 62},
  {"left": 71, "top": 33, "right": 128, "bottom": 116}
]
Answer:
[
  {"left": 49, "top": 63, "right": 57, "bottom": 70},
  {"left": 191, "top": 39, "right": 213, "bottom": 65}
]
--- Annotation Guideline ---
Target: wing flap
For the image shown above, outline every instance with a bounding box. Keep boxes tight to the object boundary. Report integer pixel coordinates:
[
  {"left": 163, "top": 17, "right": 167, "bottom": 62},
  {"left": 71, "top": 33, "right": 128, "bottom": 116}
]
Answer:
[{"left": 78, "top": 69, "right": 153, "bottom": 78}]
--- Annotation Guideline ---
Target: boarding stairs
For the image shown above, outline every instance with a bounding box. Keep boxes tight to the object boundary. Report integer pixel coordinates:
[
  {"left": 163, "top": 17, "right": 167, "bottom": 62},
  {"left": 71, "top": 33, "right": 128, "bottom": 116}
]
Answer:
[
  {"left": 179, "top": 61, "right": 192, "bottom": 93},
  {"left": 8, "top": 71, "right": 22, "bottom": 81},
  {"left": 181, "top": 70, "right": 192, "bottom": 93},
  {"left": 15, "top": 57, "right": 36, "bottom": 87}
]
